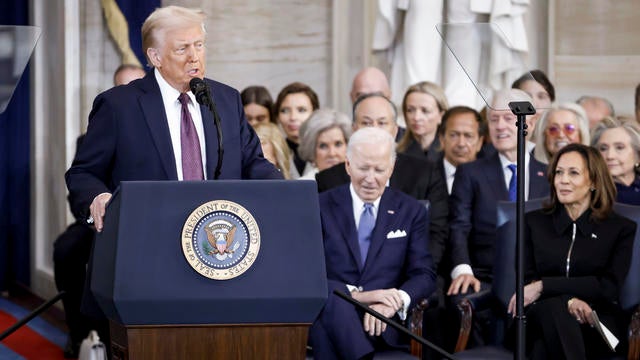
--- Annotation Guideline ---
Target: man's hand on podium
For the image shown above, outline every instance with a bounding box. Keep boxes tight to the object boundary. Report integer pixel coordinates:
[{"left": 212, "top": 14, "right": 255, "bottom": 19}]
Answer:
[{"left": 90, "top": 192, "right": 112, "bottom": 232}]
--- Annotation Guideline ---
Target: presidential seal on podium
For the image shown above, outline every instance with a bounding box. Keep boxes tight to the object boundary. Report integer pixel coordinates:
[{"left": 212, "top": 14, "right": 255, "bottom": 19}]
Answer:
[{"left": 181, "top": 200, "right": 260, "bottom": 280}]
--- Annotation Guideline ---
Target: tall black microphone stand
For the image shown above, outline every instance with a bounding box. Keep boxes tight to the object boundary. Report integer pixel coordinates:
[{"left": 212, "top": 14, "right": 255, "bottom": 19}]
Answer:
[{"left": 507, "top": 101, "right": 536, "bottom": 360}]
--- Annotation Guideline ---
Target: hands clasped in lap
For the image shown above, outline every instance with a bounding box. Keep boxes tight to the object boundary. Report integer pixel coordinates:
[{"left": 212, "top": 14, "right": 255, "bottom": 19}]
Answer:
[{"left": 352, "top": 288, "right": 404, "bottom": 336}]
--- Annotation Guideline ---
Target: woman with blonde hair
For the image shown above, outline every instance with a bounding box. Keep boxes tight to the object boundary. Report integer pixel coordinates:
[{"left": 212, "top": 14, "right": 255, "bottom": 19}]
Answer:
[
  {"left": 532, "top": 102, "right": 590, "bottom": 164},
  {"left": 397, "top": 81, "right": 449, "bottom": 161},
  {"left": 253, "top": 122, "right": 291, "bottom": 179}
]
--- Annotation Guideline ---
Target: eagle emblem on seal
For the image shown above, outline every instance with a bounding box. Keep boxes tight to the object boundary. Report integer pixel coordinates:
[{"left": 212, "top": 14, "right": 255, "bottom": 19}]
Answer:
[{"left": 204, "top": 219, "right": 237, "bottom": 256}]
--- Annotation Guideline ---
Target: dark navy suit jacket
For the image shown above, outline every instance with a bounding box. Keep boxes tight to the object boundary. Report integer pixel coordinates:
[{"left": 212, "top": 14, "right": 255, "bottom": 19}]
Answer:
[
  {"left": 448, "top": 152, "right": 549, "bottom": 282},
  {"left": 66, "top": 72, "right": 281, "bottom": 216},
  {"left": 310, "top": 185, "right": 435, "bottom": 358},
  {"left": 315, "top": 154, "right": 449, "bottom": 271}
]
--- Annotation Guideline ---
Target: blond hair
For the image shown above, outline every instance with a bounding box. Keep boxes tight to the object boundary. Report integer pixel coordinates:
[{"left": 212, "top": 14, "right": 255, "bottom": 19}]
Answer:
[
  {"left": 253, "top": 123, "right": 291, "bottom": 179},
  {"left": 141, "top": 6, "right": 206, "bottom": 65},
  {"left": 397, "top": 81, "right": 449, "bottom": 152}
]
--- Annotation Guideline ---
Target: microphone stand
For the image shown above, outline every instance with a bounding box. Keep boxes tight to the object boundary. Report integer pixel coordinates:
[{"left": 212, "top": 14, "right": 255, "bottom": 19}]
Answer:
[
  {"left": 0, "top": 291, "right": 65, "bottom": 341},
  {"left": 333, "top": 290, "right": 459, "bottom": 360},
  {"left": 204, "top": 86, "right": 224, "bottom": 180},
  {"left": 507, "top": 101, "right": 536, "bottom": 360}
]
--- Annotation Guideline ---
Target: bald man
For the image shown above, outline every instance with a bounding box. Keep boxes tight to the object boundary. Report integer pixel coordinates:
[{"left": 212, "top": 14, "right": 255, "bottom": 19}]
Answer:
[
  {"left": 577, "top": 95, "right": 614, "bottom": 129},
  {"left": 113, "top": 64, "right": 147, "bottom": 86},
  {"left": 350, "top": 67, "right": 392, "bottom": 104}
]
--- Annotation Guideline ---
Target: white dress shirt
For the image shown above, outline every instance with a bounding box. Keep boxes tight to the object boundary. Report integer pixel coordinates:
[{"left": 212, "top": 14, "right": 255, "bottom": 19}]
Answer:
[
  {"left": 443, "top": 158, "right": 457, "bottom": 194},
  {"left": 155, "top": 68, "right": 207, "bottom": 180}
]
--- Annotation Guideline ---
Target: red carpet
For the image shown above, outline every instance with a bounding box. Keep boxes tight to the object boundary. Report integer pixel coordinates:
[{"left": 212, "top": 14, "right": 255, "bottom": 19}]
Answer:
[{"left": 0, "top": 306, "right": 66, "bottom": 359}]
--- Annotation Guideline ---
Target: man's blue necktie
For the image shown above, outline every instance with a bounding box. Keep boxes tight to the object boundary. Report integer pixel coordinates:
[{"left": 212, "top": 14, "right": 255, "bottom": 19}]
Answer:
[
  {"left": 357, "top": 203, "right": 375, "bottom": 267},
  {"left": 508, "top": 164, "right": 517, "bottom": 202}
]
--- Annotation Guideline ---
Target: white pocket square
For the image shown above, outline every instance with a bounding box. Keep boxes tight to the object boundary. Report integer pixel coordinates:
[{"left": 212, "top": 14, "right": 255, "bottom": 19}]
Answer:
[{"left": 386, "top": 230, "right": 407, "bottom": 239}]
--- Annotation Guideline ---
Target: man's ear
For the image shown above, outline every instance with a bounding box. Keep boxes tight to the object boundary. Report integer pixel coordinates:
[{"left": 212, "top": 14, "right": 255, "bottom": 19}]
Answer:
[
  {"left": 345, "top": 158, "right": 352, "bottom": 177},
  {"left": 147, "top": 48, "right": 161, "bottom": 68}
]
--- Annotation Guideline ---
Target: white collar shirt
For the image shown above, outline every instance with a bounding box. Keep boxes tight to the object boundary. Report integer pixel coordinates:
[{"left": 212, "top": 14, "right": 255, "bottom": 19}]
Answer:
[{"left": 155, "top": 68, "right": 207, "bottom": 180}]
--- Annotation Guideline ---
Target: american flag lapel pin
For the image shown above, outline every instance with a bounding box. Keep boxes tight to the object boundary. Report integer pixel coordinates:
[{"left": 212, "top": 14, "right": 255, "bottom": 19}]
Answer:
[
  {"left": 387, "top": 210, "right": 395, "bottom": 214},
  {"left": 537, "top": 171, "right": 544, "bottom": 177}
]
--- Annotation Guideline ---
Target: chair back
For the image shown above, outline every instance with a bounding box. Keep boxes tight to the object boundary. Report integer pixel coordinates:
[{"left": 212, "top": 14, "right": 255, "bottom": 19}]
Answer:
[
  {"left": 492, "top": 198, "right": 546, "bottom": 309},
  {"left": 613, "top": 203, "right": 640, "bottom": 310}
]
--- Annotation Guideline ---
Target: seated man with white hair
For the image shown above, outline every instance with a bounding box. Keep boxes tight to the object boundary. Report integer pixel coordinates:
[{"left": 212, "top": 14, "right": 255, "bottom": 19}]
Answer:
[{"left": 309, "top": 127, "right": 436, "bottom": 359}]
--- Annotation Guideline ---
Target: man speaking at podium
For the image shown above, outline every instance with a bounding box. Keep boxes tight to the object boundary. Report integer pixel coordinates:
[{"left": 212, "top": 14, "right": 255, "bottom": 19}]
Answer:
[
  {"left": 66, "top": 5, "right": 281, "bottom": 232},
  {"left": 309, "top": 127, "right": 436, "bottom": 359}
]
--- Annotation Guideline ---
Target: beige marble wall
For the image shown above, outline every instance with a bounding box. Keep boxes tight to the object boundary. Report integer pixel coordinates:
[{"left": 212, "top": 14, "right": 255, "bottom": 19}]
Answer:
[
  {"left": 173, "top": 0, "right": 332, "bottom": 108},
  {"left": 551, "top": 0, "right": 640, "bottom": 117}
]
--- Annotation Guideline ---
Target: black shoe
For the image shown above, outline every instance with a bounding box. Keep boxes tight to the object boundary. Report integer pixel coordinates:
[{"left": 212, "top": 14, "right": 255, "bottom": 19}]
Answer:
[{"left": 63, "top": 336, "right": 80, "bottom": 359}]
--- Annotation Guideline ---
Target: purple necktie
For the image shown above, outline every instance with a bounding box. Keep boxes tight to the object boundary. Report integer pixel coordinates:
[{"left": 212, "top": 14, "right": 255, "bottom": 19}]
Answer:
[{"left": 178, "top": 93, "right": 204, "bottom": 180}]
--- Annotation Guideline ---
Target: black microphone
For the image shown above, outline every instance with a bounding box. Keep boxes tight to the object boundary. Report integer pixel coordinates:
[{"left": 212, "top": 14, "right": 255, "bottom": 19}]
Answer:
[
  {"left": 189, "top": 77, "right": 211, "bottom": 107},
  {"left": 189, "top": 78, "right": 224, "bottom": 180}
]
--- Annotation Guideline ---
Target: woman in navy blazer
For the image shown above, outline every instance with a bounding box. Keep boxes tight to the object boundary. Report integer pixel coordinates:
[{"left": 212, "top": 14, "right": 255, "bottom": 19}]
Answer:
[{"left": 508, "top": 144, "right": 636, "bottom": 359}]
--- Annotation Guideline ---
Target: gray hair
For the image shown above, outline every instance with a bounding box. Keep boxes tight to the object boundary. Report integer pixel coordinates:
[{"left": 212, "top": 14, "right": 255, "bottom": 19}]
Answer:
[
  {"left": 489, "top": 88, "right": 533, "bottom": 111},
  {"left": 298, "top": 108, "right": 352, "bottom": 163},
  {"left": 533, "top": 102, "right": 590, "bottom": 164},
  {"left": 347, "top": 127, "right": 396, "bottom": 164},
  {"left": 591, "top": 116, "right": 640, "bottom": 170}
]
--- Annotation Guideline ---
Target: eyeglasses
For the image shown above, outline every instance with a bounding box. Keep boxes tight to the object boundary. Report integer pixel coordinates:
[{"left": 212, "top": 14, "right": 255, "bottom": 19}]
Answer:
[{"left": 546, "top": 124, "right": 577, "bottom": 137}]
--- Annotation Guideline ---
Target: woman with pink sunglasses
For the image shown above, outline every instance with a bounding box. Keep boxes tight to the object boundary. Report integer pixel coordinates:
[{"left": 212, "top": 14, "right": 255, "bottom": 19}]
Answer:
[{"left": 532, "top": 103, "right": 591, "bottom": 164}]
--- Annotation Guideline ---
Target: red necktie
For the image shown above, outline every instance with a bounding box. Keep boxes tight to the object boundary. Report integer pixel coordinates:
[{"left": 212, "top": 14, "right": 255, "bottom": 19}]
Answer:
[{"left": 178, "top": 93, "right": 204, "bottom": 180}]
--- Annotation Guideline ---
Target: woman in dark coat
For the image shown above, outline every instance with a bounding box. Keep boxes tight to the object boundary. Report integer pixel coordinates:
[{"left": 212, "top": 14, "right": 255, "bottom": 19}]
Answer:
[
  {"left": 591, "top": 116, "right": 640, "bottom": 205},
  {"left": 508, "top": 143, "right": 636, "bottom": 359}
]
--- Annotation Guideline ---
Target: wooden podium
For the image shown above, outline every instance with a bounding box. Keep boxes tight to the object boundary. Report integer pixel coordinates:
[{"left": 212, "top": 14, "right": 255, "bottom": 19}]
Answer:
[
  {"left": 109, "top": 322, "right": 309, "bottom": 360},
  {"left": 91, "top": 181, "right": 327, "bottom": 359}
]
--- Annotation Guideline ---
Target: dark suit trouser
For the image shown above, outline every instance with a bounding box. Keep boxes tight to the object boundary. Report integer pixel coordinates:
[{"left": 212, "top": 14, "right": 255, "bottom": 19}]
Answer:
[
  {"left": 53, "top": 222, "right": 95, "bottom": 343},
  {"left": 526, "top": 296, "right": 623, "bottom": 360},
  {"left": 310, "top": 293, "right": 375, "bottom": 360},
  {"left": 310, "top": 292, "right": 408, "bottom": 360}
]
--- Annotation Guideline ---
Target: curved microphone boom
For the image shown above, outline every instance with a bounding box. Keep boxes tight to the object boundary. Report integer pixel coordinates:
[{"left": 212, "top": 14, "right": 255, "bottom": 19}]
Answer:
[{"left": 189, "top": 77, "right": 224, "bottom": 180}]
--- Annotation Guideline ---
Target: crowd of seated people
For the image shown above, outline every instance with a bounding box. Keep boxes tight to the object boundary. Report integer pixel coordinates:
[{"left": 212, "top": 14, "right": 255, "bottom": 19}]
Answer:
[{"left": 60, "top": 60, "right": 640, "bottom": 360}]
